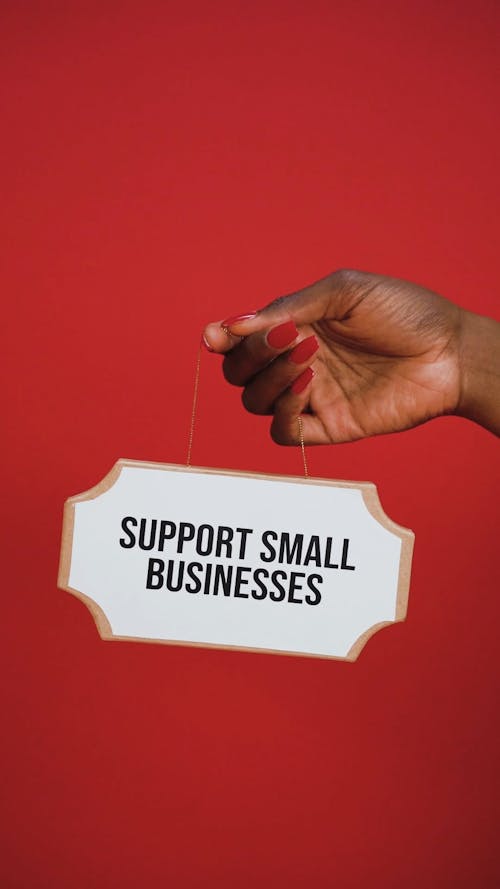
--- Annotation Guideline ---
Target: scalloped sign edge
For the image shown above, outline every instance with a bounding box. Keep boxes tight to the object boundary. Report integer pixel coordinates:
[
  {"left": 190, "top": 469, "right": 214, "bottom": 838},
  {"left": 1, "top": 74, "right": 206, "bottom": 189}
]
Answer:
[{"left": 58, "top": 459, "right": 414, "bottom": 662}]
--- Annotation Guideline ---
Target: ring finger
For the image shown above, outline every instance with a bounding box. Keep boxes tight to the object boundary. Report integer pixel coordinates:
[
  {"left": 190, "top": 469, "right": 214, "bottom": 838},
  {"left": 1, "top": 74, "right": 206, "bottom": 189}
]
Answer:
[
  {"left": 222, "top": 319, "right": 303, "bottom": 386},
  {"left": 241, "top": 334, "right": 320, "bottom": 414}
]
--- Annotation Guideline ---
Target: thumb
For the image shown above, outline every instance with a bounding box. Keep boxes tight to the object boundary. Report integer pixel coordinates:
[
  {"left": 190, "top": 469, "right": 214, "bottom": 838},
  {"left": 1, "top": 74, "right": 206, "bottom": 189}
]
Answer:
[{"left": 221, "top": 275, "right": 337, "bottom": 337}]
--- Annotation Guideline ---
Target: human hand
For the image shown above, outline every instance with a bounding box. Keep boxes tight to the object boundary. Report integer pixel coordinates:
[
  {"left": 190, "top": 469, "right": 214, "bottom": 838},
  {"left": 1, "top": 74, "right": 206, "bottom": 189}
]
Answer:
[{"left": 203, "top": 270, "right": 499, "bottom": 443}]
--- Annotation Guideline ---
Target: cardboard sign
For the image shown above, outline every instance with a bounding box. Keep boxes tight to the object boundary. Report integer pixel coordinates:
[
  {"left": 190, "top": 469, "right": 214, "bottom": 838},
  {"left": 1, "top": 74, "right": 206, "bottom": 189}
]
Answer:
[{"left": 58, "top": 460, "right": 414, "bottom": 661}]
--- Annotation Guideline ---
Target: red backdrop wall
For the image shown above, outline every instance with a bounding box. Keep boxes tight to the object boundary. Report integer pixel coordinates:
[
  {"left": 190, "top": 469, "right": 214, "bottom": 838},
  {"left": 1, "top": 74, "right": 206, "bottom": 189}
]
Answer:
[{"left": 2, "top": 2, "right": 499, "bottom": 886}]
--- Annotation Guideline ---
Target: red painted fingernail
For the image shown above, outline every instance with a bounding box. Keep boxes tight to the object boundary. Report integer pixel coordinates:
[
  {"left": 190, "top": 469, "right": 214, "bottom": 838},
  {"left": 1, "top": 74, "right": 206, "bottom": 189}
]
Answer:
[
  {"left": 221, "top": 310, "right": 258, "bottom": 328},
  {"left": 266, "top": 320, "right": 298, "bottom": 349},
  {"left": 291, "top": 367, "right": 314, "bottom": 394},
  {"left": 288, "top": 335, "right": 319, "bottom": 364},
  {"left": 201, "top": 334, "right": 214, "bottom": 352}
]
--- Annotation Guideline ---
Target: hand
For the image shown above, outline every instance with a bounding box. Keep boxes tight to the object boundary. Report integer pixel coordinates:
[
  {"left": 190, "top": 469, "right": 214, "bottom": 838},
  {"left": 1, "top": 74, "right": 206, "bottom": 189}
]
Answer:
[{"left": 203, "top": 270, "right": 500, "bottom": 443}]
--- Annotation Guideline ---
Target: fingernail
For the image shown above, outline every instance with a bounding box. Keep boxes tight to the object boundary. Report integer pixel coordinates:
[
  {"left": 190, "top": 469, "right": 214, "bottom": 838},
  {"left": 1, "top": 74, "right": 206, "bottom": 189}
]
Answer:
[
  {"left": 288, "top": 335, "right": 319, "bottom": 364},
  {"left": 291, "top": 367, "right": 314, "bottom": 395},
  {"left": 221, "top": 311, "right": 258, "bottom": 329},
  {"left": 267, "top": 320, "right": 298, "bottom": 349},
  {"left": 201, "top": 334, "right": 214, "bottom": 352}
]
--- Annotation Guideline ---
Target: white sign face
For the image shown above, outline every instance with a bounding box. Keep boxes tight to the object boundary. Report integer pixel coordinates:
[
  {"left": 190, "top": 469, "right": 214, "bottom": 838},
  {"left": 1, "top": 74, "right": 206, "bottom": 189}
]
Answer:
[{"left": 58, "top": 461, "right": 414, "bottom": 661}]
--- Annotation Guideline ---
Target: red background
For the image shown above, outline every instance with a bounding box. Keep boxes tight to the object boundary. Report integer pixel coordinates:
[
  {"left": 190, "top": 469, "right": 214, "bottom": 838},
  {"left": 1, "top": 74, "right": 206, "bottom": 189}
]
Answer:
[{"left": 2, "top": 2, "right": 499, "bottom": 886}]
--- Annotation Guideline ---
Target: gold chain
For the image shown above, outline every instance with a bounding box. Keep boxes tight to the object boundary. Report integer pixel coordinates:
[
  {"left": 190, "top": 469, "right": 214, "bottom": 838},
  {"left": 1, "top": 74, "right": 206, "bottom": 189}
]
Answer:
[
  {"left": 297, "top": 415, "right": 309, "bottom": 478},
  {"left": 186, "top": 342, "right": 202, "bottom": 466}
]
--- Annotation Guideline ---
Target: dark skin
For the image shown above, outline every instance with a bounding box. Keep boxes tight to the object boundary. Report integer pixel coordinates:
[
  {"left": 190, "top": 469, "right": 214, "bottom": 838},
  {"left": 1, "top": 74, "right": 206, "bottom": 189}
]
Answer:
[{"left": 203, "top": 269, "right": 500, "bottom": 444}]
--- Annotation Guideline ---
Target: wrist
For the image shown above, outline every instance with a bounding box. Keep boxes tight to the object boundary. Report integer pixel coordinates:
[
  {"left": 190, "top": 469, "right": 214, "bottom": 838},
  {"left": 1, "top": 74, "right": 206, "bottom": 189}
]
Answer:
[{"left": 456, "top": 309, "right": 500, "bottom": 435}]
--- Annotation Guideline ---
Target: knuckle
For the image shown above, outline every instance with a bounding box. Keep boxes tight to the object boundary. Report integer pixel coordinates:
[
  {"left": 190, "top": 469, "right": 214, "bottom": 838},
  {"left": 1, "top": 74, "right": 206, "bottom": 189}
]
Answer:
[
  {"left": 241, "top": 388, "right": 258, "bottom": 414},
  {"left": 222, "top": 357, "right": 242, "bottom": 386},
  {"left": 329, "top": 268, "right": 362, "bottom": 290},
  {"left": 241, "top": 388, "right": 269, "bottom": 416},
  {"left": 257, "top": 292, "right": 295, "bottom": 319},
  {"left": 270, "top": 418, "right": 295, "bottom": 446}
]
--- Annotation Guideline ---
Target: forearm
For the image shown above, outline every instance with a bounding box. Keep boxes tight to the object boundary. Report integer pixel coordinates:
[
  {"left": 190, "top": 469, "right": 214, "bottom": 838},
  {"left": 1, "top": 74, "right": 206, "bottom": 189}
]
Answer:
[{"left": 457, "top": 310, "right": 500, "bottom": 436}]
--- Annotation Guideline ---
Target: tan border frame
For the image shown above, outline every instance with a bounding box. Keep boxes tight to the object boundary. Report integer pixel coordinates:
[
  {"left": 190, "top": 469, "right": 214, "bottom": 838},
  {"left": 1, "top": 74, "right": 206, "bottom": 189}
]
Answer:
[{"left": 58, "top": 460, "right": 415, "bottom": 662}]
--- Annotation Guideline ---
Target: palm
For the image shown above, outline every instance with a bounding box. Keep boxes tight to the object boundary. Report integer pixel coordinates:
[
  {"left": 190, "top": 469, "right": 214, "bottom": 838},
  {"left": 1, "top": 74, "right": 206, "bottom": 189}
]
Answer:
[{"left": 304, "top": 278, "right": 461, "bottom": 443}]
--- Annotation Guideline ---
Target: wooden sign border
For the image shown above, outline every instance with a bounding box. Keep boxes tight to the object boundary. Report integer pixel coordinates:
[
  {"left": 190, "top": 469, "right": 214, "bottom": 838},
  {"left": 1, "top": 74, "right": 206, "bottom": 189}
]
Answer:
[{"left": 58, "top": 460, "right": 414, "bottom": 662}]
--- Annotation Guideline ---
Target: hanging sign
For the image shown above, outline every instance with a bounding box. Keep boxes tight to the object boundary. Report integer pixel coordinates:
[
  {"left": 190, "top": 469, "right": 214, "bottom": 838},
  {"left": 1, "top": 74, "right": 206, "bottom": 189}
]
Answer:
[{"left": 58, "top": 460, "right": 414, "bottom": 661}]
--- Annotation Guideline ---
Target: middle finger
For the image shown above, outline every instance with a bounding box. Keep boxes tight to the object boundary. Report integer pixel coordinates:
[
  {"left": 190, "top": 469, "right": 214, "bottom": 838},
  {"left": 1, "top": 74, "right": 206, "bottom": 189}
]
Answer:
[{"left": 222, "top": 319, "right": 300, "bottom": 386}]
